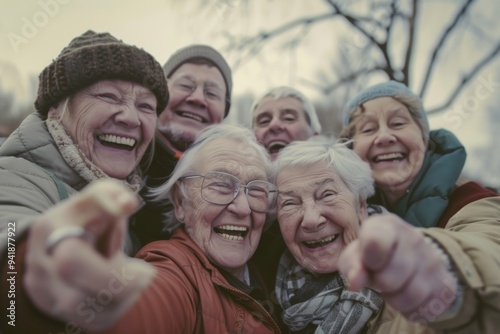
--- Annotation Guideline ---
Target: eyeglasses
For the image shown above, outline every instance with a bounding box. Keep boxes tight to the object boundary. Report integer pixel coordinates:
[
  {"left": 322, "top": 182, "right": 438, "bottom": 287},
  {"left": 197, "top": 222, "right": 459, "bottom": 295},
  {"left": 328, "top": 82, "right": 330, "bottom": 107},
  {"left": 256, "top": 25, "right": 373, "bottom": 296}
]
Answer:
[
  {"left": 179, "top": 171, "right": 278, "bottom": 213},
  {"left": 170, "top": 78, "right": 226, "bottom": 104}
]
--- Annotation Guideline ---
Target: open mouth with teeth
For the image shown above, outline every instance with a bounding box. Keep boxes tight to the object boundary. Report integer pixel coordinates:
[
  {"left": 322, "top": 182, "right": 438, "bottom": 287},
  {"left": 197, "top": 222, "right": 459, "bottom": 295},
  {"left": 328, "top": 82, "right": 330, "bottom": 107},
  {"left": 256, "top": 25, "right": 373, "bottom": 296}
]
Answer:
[
  {"left": 213, "top": 225, "right": 249, "bottom": 241},
  {"left": 373, "top": 152, "right": 405, "bottom": 163},
  {"left": 267, "top": 141, "right": 288, "bottom": 154},
  {"left": 303, "top": 234, "right": 339, "bottom": 249},
  {"left": 176, "top": 111, "right": 207, "bottom": 123},
  {"left": 97, "top": 134, "right": 136, "bottom": 151}
]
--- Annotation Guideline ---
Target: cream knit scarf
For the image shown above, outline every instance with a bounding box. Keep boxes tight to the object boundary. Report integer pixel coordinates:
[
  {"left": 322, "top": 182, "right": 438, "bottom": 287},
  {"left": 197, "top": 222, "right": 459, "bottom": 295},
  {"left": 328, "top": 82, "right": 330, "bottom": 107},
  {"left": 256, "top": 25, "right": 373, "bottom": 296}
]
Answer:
[{"left": 46, "top": 117, "right": 142, "bottom": 192}]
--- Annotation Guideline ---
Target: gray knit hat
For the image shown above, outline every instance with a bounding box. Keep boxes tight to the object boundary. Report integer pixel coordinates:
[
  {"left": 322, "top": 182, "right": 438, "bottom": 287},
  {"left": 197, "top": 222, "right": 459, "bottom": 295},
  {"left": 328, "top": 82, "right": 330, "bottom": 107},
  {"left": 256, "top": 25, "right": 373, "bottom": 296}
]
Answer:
[
  {"left": 162, "top": 44, "right": 232, "bottom": 117},
  {"left": 342, "top": 80, "right": 429, "bottom": 136},
  {"left": 35, "top": 30, "right": 169, "bottom": 116}
]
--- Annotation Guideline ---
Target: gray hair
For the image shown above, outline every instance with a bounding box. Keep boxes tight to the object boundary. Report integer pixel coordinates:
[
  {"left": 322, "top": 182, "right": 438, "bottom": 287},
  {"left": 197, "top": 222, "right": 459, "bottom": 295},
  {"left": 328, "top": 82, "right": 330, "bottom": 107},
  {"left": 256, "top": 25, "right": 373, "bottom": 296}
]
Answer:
[
  {"left": 149, "top": 124, "right": 273, "bottom": 226},
  {"left": 271, "top": 137, "right": 374, "bottom": 202},
  {"left": 251, "top": 86, "right": 322, "bottom": 133}
]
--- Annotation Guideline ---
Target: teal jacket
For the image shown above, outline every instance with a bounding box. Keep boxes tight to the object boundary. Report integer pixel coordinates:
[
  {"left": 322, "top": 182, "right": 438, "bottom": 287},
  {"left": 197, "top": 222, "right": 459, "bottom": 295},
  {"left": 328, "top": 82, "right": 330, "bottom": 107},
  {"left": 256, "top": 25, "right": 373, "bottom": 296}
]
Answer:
[{"left": 369, "top": 129, "right": 466, "bottom": 227}]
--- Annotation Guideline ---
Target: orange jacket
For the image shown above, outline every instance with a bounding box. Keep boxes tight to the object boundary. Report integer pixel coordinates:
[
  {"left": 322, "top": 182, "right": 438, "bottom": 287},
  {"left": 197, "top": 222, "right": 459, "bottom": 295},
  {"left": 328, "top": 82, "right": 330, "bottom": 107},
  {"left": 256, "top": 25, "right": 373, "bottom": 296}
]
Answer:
[{"left": 104, "top": 228, "right": 281, "bottom": 334}]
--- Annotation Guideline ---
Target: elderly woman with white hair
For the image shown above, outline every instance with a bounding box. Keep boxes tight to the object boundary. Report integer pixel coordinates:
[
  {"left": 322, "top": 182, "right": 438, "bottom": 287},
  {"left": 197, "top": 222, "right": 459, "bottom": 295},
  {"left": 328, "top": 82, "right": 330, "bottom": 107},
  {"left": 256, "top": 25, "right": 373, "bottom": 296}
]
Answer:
[
  {"left": 272, "top": 137, "right": 500, "bottom": 333},
  {"left": 4, "top": 124, "right": 283, "bottom": 333}
]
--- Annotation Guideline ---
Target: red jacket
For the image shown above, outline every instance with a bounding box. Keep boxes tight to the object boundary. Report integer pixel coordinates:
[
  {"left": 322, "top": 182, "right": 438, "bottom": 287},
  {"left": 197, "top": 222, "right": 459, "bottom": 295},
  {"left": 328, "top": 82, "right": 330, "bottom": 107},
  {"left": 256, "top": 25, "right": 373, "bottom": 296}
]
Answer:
[{"left": 104, "top": 228, "right": 281, "bottom": 334}]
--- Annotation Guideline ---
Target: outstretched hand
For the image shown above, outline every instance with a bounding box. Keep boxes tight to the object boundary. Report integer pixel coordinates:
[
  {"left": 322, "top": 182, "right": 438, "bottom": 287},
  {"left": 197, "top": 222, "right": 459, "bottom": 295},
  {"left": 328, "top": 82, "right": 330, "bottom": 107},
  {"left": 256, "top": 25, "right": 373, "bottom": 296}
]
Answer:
[
  {"left": 338, "top": 213, "right": 458, "bottom": 321},
  {"left": 24, "top": 179, "right": 155, "bottom": 331}
]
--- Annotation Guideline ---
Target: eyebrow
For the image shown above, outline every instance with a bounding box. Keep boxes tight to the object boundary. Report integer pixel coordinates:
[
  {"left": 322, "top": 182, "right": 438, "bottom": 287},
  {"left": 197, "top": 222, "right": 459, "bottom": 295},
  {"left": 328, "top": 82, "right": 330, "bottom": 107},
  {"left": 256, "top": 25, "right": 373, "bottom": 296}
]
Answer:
[
  {"left": 280, "top": 108, "right": 299, "bottom": 114},
  {"left": 279, "top": 178, "right": 335, "bottom": 196},
  {"left": 361, "top": 107, "right": 409, "bottom": 120},
  {"left": 210, "top": 169, "right": 266, "bottom": 183},
  {"left": 177, "top": 75, "right": 223, "bottom": 89}
]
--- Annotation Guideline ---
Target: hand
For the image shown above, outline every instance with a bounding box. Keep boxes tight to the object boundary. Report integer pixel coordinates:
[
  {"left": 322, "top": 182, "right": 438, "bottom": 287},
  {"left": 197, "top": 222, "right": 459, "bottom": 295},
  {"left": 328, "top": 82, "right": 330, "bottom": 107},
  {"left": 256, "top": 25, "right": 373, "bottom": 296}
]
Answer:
[
  {"left": 338, "top": 213, "right": 458, "bottom": 320},
  {"left": 24, "top": 179, "right": 155, "bottom": 331}
]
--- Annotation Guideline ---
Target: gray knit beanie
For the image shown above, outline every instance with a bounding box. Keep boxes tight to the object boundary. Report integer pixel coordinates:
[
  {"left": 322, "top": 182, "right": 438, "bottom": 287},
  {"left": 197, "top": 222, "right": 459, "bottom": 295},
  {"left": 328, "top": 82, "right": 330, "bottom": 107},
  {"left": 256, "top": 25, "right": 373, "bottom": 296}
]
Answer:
[
  {"left": 163, "top": 45, "right": 232, "bottom": 117},
  {"left": 35, "top": 30, "right": 169, "bottom": 116},
  {"left": 342, "top": 80, "right": 430, "bottom": 136}
]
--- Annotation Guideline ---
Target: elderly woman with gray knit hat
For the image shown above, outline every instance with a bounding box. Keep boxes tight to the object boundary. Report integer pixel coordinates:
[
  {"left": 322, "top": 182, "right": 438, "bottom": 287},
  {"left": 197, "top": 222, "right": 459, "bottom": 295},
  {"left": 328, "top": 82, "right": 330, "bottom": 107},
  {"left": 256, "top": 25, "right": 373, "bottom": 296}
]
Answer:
[
  {"left": 0, "top": 30, "right": 168, "bottom": 333},
  {"left": 337, "top": 80, "right": 500, "bottom": 333}
]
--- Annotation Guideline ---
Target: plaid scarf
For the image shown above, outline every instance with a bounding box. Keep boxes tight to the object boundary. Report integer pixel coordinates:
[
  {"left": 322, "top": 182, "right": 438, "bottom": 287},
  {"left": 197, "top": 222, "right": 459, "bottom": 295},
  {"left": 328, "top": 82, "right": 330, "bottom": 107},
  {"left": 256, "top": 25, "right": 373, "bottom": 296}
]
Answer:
[{"left": 276, "top": 251, "right": 383, "bottom": 334}]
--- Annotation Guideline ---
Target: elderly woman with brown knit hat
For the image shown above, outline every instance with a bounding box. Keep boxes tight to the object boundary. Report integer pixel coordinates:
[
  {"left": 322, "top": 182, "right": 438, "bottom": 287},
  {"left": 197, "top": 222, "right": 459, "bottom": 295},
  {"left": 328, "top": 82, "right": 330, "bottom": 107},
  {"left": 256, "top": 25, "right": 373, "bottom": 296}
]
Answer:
[
  {"left": 1, "top": 123, "right": 282, "bottom": 333},
  {"left": 0, "top": 30, "right": 168, "bottom": 333},
  {"left": 337, "top": 80, "right": 500, "bottom": 333}
]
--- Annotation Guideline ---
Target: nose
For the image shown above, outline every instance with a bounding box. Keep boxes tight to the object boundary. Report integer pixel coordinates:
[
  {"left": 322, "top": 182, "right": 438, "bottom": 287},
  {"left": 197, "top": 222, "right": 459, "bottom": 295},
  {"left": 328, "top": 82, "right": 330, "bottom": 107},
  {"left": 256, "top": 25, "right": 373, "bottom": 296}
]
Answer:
[
  {"left": 227, "top": 188, "right": 252, "bottom": 217},
  {"left": 268, "top": 116, "right": 284, "bottom": 131},
  {"left": 300, "top": 200, "right": 326, "bottom": 233},
  {"left": 115, "top": 104, "right": 140, "bottom": 128},
  {"left": 374, "top": 125, "right": 396, "bottom": 146},
  {"left": 185, "top": 85, "right": 207, "bottom": 108}
]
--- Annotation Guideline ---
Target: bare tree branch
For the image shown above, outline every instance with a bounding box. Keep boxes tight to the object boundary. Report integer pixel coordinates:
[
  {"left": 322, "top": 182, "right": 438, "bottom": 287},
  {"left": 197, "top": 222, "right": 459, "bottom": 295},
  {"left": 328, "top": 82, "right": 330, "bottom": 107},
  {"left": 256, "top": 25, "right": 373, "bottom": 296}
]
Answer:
[
  {"left": 324, "top": 1, "right": 379, "bottom": 46},
  {"left": 419, "top": 0, "right": 476, "bottom": 99},
  {"left": 325, "top": 1, "right": 395, "bottom": 78},
  {"left": 427, "top": 42, "right": 500, "bottom": 114},
  {"left": 226, "top": 12, "right": 337, "bottom": 51},
  {"left": 299, "top": 65, "right": 386, "bottom": 94},
  {"left": 224, "top": 11, "right": 338, "bottom": 69},
  {"left": 223, "top": 0, "right": 498, "bottom": 122},
  {"left": 402, "top": 0, "right": 418, "bottom": 86}
]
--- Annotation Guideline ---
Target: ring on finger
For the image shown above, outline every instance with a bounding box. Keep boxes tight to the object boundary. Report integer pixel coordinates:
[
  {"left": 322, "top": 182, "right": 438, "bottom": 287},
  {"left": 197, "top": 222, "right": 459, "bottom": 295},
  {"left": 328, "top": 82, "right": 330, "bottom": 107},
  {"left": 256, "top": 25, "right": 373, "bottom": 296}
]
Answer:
[{"left": 46, "top": 226, "right": 95, "bottom": 254}]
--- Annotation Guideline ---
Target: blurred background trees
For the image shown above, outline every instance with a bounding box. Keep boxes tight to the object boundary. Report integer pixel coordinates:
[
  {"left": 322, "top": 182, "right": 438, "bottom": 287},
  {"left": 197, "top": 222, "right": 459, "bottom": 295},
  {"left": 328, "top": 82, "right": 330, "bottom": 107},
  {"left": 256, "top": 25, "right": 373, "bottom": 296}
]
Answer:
[
  {"left": 1, "top": 0, "right": 498, "bottom": 188},
  {"left": 217, "top": 0, "right": 499, "bottom": 135}
]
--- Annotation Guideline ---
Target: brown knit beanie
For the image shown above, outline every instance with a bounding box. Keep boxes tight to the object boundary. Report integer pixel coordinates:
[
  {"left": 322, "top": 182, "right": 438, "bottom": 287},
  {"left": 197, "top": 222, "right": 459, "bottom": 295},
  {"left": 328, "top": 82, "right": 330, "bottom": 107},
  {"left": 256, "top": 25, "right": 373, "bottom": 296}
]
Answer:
[
  {"left": 35, "top": 30, "right": 168, "bottom": 116},
  {"left": 162, "top": 45, "right": 232, "bottom": 117}
]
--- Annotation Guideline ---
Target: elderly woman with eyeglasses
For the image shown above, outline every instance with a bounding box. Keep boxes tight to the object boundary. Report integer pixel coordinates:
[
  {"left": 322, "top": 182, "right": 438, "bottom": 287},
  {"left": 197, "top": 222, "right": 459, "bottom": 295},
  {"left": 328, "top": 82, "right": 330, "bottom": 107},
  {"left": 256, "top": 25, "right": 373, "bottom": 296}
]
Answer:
[
  {"left": 272, "top": 137, "right": 500, "bottom": 334},
  {"left": 81, "top": 124, "right": 279, "bottom": 333},
  {"left": 6, "top": 124, "right": 282, "bottom": 333}
]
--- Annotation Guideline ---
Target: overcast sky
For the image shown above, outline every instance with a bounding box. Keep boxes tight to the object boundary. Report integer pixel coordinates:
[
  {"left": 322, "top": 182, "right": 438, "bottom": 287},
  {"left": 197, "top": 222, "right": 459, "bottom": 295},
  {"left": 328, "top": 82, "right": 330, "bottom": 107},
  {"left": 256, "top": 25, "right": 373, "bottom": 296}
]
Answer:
[{"left": 1, "top": 0, "right": 499, "bottom": 185}]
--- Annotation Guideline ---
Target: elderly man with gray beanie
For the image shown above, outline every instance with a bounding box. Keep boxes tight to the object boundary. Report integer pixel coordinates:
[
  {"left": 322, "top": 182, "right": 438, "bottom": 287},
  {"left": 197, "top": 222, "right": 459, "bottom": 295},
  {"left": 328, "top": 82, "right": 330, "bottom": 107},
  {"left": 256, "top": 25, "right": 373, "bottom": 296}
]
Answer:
[
  {"left": 148, "top": 44, "right": 232, "bottom": 185},
  {"left": 133, "top": 44, "right": 233, "bottom": 243}
]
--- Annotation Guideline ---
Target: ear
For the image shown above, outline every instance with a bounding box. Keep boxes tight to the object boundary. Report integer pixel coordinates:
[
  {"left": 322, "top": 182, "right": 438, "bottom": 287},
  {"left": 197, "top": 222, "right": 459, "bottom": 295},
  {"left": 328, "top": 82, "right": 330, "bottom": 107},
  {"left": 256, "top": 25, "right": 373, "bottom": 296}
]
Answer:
[
  {"left": 358, "top": 199, "right": 368, "bottom": 225},
  {"left": 172, "top": 182, "right": 186, "bottom": 223},
  {"left": 47, "top": 106, "right": 61, "bottom": 117}
]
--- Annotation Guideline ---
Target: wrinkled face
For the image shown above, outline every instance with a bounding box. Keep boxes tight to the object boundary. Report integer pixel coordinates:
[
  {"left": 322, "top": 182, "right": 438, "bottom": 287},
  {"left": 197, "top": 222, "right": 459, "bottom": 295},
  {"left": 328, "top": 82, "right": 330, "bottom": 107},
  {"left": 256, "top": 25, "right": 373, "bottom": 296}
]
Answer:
[
  {"left": 158, "top": 63, "right": 226, "bottom": 151},
  {"left": 253, "top": 96, "right": 315, "bottom": 160},
  {"left": 50, "top": 80, "right": 157, "bottom": 179},
  {"left": 276, "top": 163, "right": 366, "bottom": 274},
  {"left": 174, "top": 138, "right": 267, "bottom": 279},
  {"left": 351, "top": 97, "right": 426, "bottom": 202}
]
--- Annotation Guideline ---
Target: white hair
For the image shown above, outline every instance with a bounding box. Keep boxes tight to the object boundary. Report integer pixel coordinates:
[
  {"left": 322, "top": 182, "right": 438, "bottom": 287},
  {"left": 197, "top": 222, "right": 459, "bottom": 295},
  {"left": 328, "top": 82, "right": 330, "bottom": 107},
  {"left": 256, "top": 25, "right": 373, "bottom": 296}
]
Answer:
[
  {"left": 149, "top": 123, "right": 272, "bottom": 211},
  {"left": 251, "top": 86, "right": 322, "bottom": 133},
  {"left": 271, "top": 137, "right": 374, "bottom": 202}
]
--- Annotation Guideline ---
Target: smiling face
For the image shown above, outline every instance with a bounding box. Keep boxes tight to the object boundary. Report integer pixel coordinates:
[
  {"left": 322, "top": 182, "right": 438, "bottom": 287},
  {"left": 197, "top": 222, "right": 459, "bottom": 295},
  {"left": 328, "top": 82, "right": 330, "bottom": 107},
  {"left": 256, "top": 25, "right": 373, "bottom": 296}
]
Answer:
[
  {"left": 50, "top": 80, "right": 157, "bottom": 179},
  {"left": 351, "top": 97, "right": 426, "bottom": 203},
  {"left": 173, "top": 138, "right": 267, "bottom": 280},
  {"left": 157, "top": 63, "right": 226, "bottom": 151},
  {"left": 276, "top": 163, "right": 367, "bottom": 274},
  {"left": 253, "top": 96, "right": 315, "bottom": 160}
]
